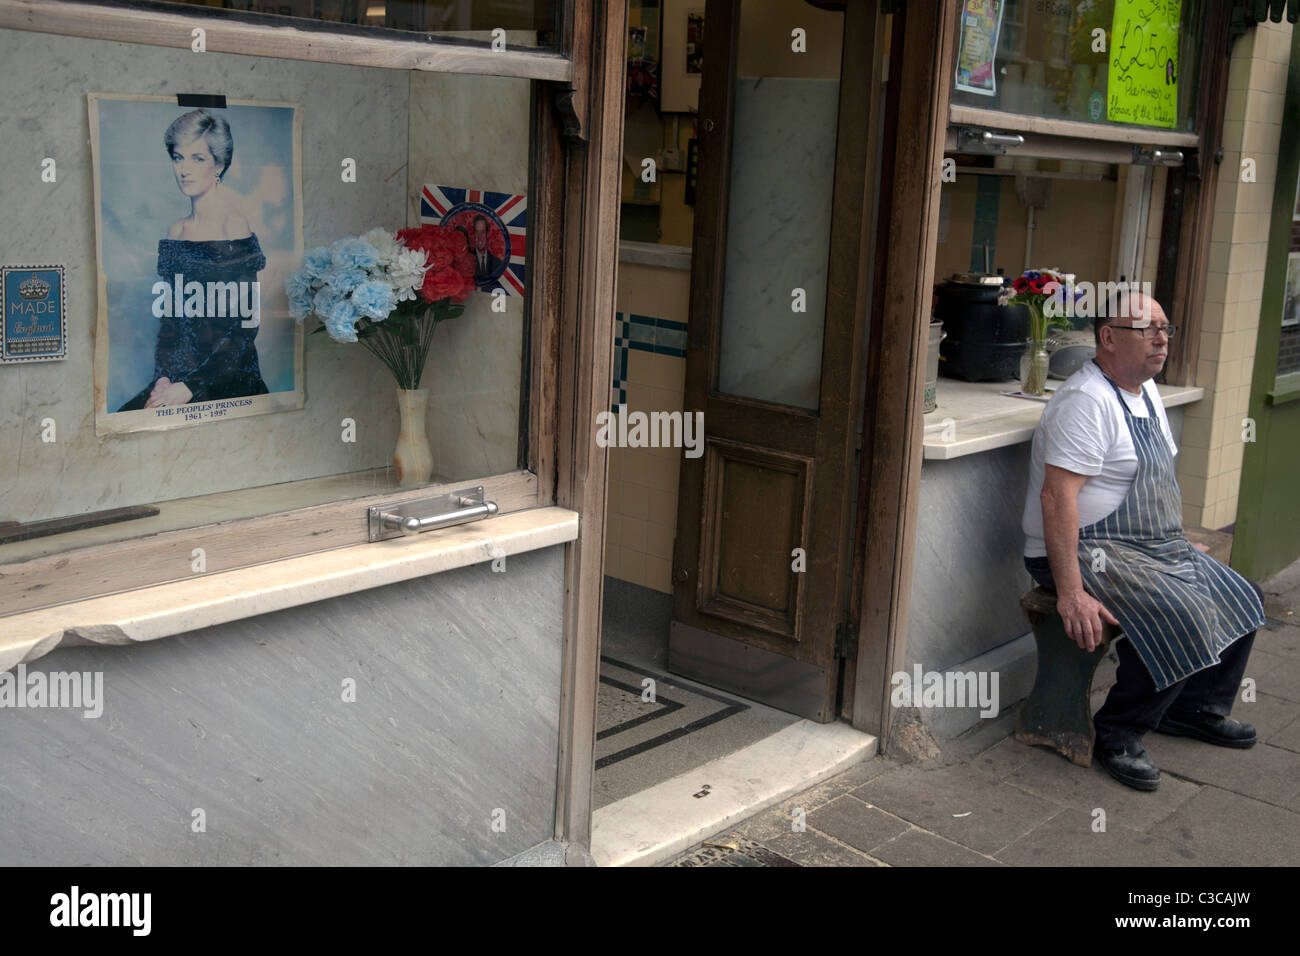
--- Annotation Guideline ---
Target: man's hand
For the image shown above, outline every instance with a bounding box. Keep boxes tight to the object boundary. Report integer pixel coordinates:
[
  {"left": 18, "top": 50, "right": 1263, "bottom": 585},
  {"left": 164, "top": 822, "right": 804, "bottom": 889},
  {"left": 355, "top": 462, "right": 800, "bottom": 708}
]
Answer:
[
  {"left": 1055, "top": 590, "right": 1120, "bottom": 652},
  {"left": 1191, "top": 541, "right": 1210, "bottom": 554}
]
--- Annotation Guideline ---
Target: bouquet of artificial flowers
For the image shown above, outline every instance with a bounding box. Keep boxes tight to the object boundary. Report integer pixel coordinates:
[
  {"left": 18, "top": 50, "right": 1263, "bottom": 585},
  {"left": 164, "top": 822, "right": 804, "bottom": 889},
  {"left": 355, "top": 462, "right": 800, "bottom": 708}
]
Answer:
[{"left": 287, "top": 225, "right": 477, "bottom": 389}]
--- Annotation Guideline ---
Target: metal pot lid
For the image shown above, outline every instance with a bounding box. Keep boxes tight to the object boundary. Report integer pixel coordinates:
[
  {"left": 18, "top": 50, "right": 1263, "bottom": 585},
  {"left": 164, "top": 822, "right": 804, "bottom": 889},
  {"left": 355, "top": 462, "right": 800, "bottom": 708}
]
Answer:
[{"left": 945, "top": 272, "right": 1005, "bottom": 286}]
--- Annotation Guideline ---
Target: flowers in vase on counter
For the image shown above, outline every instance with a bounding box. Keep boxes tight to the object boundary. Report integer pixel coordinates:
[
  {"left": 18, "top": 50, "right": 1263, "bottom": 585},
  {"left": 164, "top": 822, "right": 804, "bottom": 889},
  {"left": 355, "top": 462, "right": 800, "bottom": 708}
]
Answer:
[
  {"left": 286, "top": 225, "right": 477, "bottom": 389},
  {"left": 998, "top": 268, "right": 1079, "bottom": 344}
]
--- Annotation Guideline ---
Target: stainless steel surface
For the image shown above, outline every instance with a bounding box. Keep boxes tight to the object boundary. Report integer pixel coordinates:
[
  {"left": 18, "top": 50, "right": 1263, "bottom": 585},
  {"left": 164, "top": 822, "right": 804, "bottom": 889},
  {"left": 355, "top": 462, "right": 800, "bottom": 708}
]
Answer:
[
  {"left": 668, "top": 621, "right": 829, "bottom": 722},
  {"left": 368, "top": 486, "right": 499, "bottom": 542}
]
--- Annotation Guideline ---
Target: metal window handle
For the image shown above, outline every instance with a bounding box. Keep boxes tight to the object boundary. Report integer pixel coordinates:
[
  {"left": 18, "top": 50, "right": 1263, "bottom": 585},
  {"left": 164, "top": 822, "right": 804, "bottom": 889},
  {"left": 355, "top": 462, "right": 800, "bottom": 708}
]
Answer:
[
  {"left": 381, "top": 497, "right": 498, "bottom": 534},
  {"left": 981, "top": 131, "right": 1024, "bottom": 148},
  {"left": 368, "top": 486, "right": 498, "bottom": 542}
]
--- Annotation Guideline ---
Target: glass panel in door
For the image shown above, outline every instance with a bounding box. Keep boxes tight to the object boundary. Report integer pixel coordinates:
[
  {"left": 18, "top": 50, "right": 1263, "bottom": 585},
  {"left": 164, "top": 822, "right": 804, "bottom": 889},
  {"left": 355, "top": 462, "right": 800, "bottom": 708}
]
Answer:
[{"left": 715, "top": 0, "right": 842, "bottom": 411}]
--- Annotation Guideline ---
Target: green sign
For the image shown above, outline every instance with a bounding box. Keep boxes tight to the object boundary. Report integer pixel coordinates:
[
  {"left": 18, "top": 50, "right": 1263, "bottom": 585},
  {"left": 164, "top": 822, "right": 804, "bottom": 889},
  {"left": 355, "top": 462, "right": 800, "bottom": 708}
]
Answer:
[{"left": 1108, "top": 0, "right": 1181, "bottom": 129}]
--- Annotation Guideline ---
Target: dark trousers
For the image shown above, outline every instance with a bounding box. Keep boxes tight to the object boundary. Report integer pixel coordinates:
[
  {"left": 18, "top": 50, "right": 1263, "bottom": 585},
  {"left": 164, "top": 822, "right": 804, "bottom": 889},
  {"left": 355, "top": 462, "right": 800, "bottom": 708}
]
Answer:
[{"left": 1024, "top": 555, "right": 1259, "bottom": 750}]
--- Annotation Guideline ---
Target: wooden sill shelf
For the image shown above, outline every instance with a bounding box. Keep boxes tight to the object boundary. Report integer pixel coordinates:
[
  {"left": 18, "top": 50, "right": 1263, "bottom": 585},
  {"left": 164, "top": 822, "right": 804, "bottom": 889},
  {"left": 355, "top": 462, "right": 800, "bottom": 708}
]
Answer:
[{"left": 0, "top": 506, "right": 579, "bottom": 672}]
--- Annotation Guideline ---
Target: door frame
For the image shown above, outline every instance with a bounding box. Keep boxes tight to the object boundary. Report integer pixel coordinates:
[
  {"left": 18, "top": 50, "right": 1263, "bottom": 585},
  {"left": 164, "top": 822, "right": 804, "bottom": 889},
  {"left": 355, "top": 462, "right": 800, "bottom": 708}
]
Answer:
[{"left": 846, "top": 0, "right": 962, "bottom": 747}]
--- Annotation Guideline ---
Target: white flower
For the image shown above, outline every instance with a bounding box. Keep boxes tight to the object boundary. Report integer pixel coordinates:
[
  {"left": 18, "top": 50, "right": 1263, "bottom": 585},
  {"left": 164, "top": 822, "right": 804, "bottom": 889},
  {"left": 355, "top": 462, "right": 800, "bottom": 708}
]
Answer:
[
  {"left": 361, "top": 227, "right": 401, "bottom": 266},
  {"left": 386, "top": 246, "right": 429, "bottom": 302}
]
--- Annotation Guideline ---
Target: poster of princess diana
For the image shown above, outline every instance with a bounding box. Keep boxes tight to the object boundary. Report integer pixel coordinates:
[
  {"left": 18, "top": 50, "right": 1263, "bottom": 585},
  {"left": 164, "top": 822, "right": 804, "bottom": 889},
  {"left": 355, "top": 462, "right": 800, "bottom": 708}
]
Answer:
[{"left": 89, "top": 93, "right": 304, "bottom": 434}]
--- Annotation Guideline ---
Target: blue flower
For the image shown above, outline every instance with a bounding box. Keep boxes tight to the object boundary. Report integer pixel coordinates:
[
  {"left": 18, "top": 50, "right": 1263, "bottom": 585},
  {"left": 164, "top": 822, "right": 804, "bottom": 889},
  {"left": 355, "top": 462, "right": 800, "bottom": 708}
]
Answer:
[
  {"left": 330, "top": 239, "right": 380, "bottom": 271},
  {"left": 320, "top": 295, "right": 361, "bottom": 343},
  {"left": 352, "top": 279, "right": 397, "bottom": 320},
  {"left": 286, "top": 271, "right": 315, "bottom": 321},
  {"left": 322, "top": 266, "right": 364, "bottom": 295},
  {"left": 288, "top": 291, "right": 313, "bottom": 322},
  {"left": 286, "top": 270, "right": 311, "bottom": 299},
  {"left": 301, "top": 246, "right": 333, "bottom": 278}
]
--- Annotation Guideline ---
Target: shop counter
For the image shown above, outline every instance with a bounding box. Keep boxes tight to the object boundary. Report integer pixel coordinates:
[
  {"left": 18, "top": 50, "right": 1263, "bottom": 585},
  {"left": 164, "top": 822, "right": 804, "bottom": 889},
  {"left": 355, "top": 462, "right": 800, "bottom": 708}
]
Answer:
[{"left": 922, "top": 377, "right": 1205, "bottom": 460}]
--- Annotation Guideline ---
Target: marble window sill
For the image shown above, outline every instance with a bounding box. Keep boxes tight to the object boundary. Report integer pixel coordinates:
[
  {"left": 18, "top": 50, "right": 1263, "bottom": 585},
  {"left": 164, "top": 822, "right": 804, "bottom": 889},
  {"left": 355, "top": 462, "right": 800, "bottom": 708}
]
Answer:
[
  {"left": 922, "top": 378, "right": 1205, "bottom": 461},
  {"left": 0, "top": 506, "right": 580, "bottom": 672}
]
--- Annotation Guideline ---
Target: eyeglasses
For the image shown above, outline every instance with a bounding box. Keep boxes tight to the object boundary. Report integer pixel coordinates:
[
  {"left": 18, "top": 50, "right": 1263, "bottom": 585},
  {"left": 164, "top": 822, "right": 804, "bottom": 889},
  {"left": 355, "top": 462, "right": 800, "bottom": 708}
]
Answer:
[{"left": 1108, "top": 323, "right": 1176, "bottom": 340}]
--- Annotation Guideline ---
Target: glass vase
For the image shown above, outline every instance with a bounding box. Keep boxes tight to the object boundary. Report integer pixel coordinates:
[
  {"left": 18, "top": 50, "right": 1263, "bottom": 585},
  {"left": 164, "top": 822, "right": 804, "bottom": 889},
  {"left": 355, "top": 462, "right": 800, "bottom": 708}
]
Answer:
[{"left": 1021, "top": 342, "right": 1050, "bottom": 397}]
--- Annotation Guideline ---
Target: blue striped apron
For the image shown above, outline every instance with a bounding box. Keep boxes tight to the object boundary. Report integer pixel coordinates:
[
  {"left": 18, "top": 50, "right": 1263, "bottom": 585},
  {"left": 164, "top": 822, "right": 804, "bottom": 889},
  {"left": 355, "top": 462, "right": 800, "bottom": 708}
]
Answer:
[{"left": 1075, "top": 363, "right": 1265, "bottom": 691}]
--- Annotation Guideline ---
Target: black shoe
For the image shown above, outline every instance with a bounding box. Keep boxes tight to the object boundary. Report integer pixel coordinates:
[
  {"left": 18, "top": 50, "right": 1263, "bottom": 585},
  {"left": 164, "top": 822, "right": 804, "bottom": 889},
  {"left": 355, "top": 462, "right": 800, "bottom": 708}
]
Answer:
[
  {"left": 1157, "top": 710, "right": 1257, "bottom": 748},
  {"left": 1093, "top": 740, "right": 1161, "bottom": 791}
]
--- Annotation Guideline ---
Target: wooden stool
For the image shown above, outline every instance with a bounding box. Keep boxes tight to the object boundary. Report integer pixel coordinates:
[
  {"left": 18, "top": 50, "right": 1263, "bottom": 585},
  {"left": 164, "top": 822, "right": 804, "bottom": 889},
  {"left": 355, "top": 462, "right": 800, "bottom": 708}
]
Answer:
[{"left": 1015, "top": 587, "right": 1120, "bottom": 766}]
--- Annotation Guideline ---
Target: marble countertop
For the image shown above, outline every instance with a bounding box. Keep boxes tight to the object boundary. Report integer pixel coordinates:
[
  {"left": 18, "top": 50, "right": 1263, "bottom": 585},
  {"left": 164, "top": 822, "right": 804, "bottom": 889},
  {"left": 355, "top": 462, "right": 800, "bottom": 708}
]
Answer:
[{"left": 922, "top": 377, "right": 1205, "bottom": 460}]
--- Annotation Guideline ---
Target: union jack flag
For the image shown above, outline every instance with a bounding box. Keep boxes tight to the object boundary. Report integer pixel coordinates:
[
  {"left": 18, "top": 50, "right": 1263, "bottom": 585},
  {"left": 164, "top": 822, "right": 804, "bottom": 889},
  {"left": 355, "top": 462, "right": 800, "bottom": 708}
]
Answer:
[{"left": 419, "top": 184, "right": 527, "bottom": 299}]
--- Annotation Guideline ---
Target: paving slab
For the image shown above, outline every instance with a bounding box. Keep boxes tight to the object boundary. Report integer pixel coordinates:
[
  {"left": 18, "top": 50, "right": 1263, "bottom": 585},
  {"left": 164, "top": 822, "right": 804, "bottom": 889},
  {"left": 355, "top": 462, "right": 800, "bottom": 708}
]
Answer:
[
  {"left": 804, "top": 794, "right": 911, "bottom": 853},
  {"left": 870, "top": 827, "right": 1003, "bottom": 866},
  {"left": 1144, "top": 735, "right": 1300, "bottom": 807},
  {"left": 1268, "top": 710, "right": 1300, "bottom": 754},
  {"left": 996, "top": 807, "right": 1214, "bottom": 866},
  {"left": 763, "top": 828, "right": 884, "bottom": 867},
  {"left": 1149, "top": 785, "right": 1300, "bottom": 866},
  {"left": 1002, "top": 746, "right": 1202, "bottom": 831},
  {"left": 943, "top": 709, "right": 1020, "bottom": 760},
  {"left": 729, "top": 756, "right": 898, "bottom": 843},
  {"left": 1255, "top": 619, "right": 1299, "bottom": 660},
  {"left": 969, "top": 735, "right": 1041, "bottom": 780},
  {"left": 1225, "top": 690, "right": 1300, "bottom": 740},
  {"left": 1246, "top": 648, "right": 1300, "bottom": 702},
  {"left": 852, "top": 763, "right": 1063, "bottom": 856}
]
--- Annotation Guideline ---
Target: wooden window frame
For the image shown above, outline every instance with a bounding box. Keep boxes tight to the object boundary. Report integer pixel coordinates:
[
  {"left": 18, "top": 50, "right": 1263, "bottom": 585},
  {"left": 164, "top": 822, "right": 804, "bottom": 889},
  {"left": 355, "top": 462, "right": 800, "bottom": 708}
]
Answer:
[{"left": 0, "top": 0, "right": 583, "bottom": 615}]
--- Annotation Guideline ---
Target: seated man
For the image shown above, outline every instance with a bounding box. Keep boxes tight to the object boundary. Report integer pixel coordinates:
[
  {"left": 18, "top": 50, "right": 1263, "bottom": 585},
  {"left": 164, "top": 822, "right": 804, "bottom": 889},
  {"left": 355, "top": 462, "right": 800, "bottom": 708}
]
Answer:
[{"left": 1021, "top": 290, "right": 1265, "bottom": 791}]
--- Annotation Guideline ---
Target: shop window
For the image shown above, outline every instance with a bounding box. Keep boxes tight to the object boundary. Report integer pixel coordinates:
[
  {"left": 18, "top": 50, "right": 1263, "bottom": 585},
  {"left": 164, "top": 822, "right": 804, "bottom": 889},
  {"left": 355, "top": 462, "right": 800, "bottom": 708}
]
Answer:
[
  {"left": 0, "top": 4, "right": 562, "bottom": 614},
  {"left": 951, "top": 0, "right": 1206, "bottom": 135}
]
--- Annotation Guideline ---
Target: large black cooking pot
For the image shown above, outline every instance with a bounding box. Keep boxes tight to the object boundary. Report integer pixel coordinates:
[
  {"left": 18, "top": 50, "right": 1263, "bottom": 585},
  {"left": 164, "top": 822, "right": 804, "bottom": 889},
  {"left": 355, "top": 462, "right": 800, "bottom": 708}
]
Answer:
[{"left": 935, "top": 272, "right": 1029, "bottom": 382}]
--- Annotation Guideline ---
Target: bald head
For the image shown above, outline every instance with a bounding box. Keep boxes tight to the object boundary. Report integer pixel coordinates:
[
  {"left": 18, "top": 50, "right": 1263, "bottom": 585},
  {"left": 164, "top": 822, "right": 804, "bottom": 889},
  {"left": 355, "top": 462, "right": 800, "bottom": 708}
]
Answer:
[{"left": 1095, "top": 288, "right": 1160, "bottom": 347}]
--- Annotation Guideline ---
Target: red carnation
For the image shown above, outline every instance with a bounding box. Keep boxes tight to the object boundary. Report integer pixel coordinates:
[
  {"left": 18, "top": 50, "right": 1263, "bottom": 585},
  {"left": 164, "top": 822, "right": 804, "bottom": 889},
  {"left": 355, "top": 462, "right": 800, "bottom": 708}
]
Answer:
[{"left": 398, "top": 224, "right": 477, "bottom": 304}]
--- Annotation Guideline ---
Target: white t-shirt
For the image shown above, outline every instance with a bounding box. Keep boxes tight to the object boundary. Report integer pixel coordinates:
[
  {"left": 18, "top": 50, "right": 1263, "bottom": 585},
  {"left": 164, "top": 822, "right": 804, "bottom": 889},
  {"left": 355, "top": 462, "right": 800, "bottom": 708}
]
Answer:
[{"left": 1022, "top": 360, "right": 1177, "bottom": 557}]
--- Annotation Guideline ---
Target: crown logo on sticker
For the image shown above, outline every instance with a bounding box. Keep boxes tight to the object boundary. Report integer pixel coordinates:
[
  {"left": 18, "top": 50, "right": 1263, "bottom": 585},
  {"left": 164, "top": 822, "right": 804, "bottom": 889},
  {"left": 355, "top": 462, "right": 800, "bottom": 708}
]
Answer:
[{"left": 18, "top": 274, "right": 51, "bottom": 300}]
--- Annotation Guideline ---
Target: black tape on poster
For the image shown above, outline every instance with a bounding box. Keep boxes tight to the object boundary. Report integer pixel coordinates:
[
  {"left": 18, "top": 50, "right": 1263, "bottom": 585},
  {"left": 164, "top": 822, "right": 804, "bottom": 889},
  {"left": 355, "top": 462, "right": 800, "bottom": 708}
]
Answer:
[{"left": 176, "top": 94, "right": 228, "bottom": 109}]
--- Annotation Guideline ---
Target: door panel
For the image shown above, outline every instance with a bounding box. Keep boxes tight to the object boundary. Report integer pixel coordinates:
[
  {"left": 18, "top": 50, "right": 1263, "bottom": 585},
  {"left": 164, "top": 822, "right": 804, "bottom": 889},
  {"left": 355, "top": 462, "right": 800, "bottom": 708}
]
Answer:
[
  {"left": 671, "top": 0, "right": 881, "bottom": 723},
  {"left": 698, "top": 438, "right": 812, "bottom": 640}
]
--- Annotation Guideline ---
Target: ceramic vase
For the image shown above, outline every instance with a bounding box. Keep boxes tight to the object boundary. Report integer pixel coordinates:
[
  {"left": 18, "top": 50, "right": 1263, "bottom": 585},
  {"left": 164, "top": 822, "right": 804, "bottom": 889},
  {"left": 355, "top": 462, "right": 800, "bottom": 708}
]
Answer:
[{"left": 393, "top": 387, "right": 433, "bottom": 487}]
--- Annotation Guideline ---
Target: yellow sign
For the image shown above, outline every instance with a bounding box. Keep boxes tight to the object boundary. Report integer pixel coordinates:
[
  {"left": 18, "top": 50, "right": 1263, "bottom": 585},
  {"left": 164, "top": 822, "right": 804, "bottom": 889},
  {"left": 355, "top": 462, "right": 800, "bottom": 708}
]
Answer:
[{"left": 1108, "top": 0, "right": 1181, "bottom": 128}]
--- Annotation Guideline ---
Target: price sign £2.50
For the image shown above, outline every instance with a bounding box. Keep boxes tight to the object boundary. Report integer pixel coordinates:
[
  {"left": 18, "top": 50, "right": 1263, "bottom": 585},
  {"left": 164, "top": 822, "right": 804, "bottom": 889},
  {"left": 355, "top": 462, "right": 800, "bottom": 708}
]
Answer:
[{"left": 1108, "top": 0, "right": 1181, "bottom": 129}]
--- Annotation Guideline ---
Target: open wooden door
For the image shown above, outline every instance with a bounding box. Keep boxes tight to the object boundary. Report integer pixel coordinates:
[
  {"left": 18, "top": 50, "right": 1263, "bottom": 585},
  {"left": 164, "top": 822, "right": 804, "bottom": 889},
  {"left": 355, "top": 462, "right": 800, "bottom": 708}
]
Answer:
[{"left": 669, "top": 0, "right": 884, "bottom": 722}]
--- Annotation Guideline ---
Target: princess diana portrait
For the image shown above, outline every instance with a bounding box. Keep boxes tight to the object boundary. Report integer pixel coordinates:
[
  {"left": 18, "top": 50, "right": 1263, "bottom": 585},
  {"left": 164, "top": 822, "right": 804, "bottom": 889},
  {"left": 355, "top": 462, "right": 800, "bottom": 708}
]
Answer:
[{"left": 89, "top": 94, "right": 303, "bottom": 433}]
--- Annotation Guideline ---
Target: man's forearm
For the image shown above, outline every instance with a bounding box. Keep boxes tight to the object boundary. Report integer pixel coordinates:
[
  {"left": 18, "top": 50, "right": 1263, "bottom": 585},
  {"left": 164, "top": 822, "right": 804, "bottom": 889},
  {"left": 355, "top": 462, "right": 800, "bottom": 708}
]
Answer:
[{"left": 1042, "top": 493, "right": 1085, "bottom": 598}]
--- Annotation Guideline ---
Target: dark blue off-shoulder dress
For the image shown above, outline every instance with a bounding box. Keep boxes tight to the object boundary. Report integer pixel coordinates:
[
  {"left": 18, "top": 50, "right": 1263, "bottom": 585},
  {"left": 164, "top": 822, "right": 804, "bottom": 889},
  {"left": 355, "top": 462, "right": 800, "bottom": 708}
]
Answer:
[{"left": 118, "top": 234, "right": 269, "bottom": 410}]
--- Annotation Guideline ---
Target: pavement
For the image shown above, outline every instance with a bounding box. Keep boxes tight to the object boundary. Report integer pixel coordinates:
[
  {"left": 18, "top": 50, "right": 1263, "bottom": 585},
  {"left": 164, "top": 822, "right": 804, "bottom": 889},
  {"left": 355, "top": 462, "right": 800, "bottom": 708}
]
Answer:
[{"left": 660, "top": 559, "right": 1300, "bottom": 867}]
